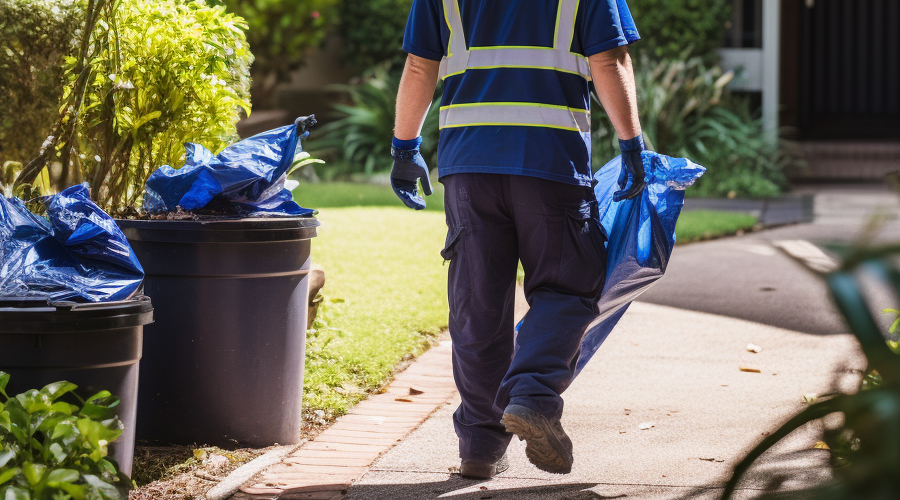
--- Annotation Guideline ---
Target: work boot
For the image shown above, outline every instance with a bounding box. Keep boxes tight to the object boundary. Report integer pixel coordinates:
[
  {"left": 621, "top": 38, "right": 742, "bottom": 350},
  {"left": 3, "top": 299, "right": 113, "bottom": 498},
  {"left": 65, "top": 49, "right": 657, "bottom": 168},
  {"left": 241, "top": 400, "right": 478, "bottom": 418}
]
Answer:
[
  {"left": 459, "top": 454, "right": 509, "bottom": 479},
  {"left": 501, "top": 404, "right": 573, "bottom": 474}
]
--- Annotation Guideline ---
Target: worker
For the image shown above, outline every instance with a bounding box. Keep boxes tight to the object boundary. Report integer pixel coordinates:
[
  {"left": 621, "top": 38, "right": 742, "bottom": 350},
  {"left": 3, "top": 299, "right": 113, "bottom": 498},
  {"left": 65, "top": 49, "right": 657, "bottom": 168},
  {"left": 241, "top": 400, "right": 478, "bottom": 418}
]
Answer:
[{"left": 390, "top": 0, "right": 646, "bottom": 479}]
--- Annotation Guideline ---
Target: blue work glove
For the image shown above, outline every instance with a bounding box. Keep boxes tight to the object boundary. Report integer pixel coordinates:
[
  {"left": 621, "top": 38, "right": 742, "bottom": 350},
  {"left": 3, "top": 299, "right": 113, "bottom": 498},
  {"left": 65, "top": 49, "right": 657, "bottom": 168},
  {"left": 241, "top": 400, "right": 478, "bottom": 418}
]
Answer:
[
  {"left": 614, "top": 134, "right": 647, "bottom": 202},
  {"left": 390, "top": 136, "right": 433, "bottom": 210}
]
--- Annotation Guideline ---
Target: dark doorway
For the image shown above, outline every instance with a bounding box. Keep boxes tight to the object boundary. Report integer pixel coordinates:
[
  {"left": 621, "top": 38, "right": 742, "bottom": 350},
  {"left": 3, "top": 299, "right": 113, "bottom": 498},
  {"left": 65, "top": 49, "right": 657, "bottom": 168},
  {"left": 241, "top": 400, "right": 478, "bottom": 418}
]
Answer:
[{"left": 798, "top": 0, "right": 900, "bottom": 140}]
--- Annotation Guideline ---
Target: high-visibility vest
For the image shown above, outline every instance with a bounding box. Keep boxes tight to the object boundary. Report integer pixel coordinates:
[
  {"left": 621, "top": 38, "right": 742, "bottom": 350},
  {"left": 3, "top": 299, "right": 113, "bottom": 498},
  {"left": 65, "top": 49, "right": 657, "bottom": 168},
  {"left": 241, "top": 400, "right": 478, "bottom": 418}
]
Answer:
[{"left": 437, "top": 0, "right": 592, "bottom": 134}]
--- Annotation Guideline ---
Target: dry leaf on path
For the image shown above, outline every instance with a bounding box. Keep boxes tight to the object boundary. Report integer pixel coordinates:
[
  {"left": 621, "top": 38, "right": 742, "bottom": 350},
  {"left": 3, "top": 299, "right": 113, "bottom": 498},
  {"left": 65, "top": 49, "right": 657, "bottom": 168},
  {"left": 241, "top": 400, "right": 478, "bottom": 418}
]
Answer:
[{"left": 739, "top": 365, "right": 762, "bottom": 373}]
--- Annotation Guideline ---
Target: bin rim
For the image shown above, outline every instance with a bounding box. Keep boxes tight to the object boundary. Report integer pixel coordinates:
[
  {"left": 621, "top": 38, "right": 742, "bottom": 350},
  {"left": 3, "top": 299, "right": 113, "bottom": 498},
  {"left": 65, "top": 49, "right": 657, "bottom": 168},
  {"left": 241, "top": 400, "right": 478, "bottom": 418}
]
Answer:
[
  {"left": 116, "top": 216, "right": 319, "bottom": 243},
  {"left": 0, "top": 295, "right": 154, "bottom": 334}
]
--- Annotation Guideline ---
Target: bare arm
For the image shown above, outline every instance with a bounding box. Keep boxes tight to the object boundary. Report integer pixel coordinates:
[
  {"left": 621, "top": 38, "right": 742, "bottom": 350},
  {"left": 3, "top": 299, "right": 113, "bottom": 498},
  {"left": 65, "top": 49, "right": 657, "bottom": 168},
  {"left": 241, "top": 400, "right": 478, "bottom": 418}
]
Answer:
[
  {"left": 589, "top": 46, "right": 641, "bottom": 140},
  {"left": 394, "top": 54, "right": 441, "bottom": 140}
]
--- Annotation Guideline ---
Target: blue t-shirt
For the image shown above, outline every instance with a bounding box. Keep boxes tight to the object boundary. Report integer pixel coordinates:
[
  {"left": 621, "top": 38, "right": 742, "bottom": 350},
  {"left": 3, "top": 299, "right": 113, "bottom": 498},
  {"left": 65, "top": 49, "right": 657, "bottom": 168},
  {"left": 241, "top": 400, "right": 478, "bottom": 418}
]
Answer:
[{"left": 403, "top": 0, "right": 640, "bottom": 187}]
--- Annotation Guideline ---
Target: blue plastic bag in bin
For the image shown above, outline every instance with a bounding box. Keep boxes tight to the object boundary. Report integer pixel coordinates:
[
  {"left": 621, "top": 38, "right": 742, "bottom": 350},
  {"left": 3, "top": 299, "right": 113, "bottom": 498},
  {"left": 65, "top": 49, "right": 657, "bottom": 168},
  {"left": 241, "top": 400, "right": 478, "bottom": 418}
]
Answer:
[
  {"left": 143, "top": 116, "right": 316, "bottom": 216},
  {"left": 514, "top": 152, "right": 705, "bottom": 375},
  {"left": 0, "top": 184, "right": 144, "bottom": 302}
]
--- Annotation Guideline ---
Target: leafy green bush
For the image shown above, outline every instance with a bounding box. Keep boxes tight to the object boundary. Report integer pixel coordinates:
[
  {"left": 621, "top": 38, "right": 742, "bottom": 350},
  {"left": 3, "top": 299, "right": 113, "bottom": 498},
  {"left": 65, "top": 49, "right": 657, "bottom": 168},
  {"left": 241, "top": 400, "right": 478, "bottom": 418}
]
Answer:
[
  {"left": 17, "top": 0, "right": 252, "bottom": 216},
  {"left": 722, "top": 234, "right": 900, "bottom": 500},
  {"left": 339, "top": 0, "right": 411, "bottom": 75},
  {"left": 628, "top": 0, "right": 732, "bottom": 62},
  {"left": 593, "top": 55, "right": 791, "bottom": 198},
  {"left": 312, "top": 70, "right": 440, "bottom": 177},
  {"left": 0, "top": 0, "right": 82, "bottom": 168},
  {"left": 0, "top": 372, "right": 128, "bottom": 500},
  {"left": 219, "top": 0, "right": 339, "bottom": 107}
]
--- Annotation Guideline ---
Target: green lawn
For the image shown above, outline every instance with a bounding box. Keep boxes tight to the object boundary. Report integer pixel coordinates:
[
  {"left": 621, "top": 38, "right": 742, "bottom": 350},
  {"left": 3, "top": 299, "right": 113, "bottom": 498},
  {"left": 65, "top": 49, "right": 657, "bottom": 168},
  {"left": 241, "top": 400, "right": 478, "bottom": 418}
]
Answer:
[
  {"left": 296, "top": 184, "right": 757, "bottom": 418},
  {"left": 302, "top": 207, "right": 449, "bottom": 417},
  {"left": 296, "top": 181, "right": 445, "bottom": 212},
  {"left": 675, "top": 210, "right": 758, "bottom": 243}
]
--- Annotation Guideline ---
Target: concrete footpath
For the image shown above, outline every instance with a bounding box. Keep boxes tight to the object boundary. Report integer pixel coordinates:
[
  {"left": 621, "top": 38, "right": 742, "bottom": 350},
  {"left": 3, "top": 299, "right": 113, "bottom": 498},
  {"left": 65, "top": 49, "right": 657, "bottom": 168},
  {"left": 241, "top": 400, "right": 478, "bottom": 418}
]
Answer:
[
  {"left": 340, "top": 186, "right": 898, "bottom": 500},
  {"left": 345, "top": 303, "right": 864, "bottom": 500}
]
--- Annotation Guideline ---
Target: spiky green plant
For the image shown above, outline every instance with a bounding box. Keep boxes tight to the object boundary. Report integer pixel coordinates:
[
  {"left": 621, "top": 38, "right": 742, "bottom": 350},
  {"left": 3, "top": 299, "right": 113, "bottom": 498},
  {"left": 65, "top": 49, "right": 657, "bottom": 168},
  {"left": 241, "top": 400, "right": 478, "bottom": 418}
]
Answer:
[{"left": 593, "top": 54, "right": 796, "bottom": 198}]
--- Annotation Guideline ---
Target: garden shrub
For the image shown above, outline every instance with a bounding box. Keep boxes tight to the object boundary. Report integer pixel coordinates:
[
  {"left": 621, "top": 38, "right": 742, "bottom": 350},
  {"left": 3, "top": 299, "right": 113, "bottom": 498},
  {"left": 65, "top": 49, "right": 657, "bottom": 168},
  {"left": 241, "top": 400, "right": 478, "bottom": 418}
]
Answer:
[
  {"left": 219, "top": 0, "right": 339, "bottom": 107},
  {"left": 0, "top": 0, "right": 81, "bottom": 168},
  {"left": 312, "top": 69, "right": 440, "bottom": 177},
  {"left": 628, "top": 0, "right": 732, "bottom": 62},
  {"left": 593, "top": 55, "right": 791, "bottom": 198},
  {"left": 18, "top": 0, "right": 252, "bottom": 215},
  {"left": 0, "top": 372, "right": 129, "bottom": 499},
  {"left": 339, "top": 0, "right": 412, "bottom": 76}
]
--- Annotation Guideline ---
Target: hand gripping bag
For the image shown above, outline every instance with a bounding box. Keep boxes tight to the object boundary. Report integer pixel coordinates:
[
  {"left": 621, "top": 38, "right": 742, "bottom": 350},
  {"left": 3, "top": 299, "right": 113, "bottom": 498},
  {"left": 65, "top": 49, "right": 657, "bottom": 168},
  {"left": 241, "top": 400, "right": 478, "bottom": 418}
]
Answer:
[
  {"left": 575, "top": 152, "right": 706, "bottom": 373},
  {"left": 512, "top": 152, "right": 706, "bottom": 374}
]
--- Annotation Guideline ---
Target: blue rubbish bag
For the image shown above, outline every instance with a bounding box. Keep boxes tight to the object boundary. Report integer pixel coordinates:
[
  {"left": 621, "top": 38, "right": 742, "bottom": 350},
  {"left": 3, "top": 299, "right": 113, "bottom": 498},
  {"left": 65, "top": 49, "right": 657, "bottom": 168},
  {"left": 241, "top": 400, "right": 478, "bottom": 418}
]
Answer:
[
  {"left": 143, "top": 116, "right": 316, "bottom": 216},
  {"left": 513, "top": 152, "right": 705, "bottom": 374},
  {"left": 0, "top": 184, "right": 144, "bottom": 303},
  {"left": 576, "top": 152, "right": 706, "bottom": 374}
]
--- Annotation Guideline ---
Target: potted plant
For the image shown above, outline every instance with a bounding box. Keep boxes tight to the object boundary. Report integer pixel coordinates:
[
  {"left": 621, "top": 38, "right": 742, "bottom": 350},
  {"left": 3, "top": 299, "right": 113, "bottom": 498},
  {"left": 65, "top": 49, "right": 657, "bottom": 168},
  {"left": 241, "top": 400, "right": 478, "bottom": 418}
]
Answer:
[
  {"left": 0, "top": 372, "right": 134, "bottom": 499},
  {"left": 15, "top": 0, "right": 320, "bottom": 449}
]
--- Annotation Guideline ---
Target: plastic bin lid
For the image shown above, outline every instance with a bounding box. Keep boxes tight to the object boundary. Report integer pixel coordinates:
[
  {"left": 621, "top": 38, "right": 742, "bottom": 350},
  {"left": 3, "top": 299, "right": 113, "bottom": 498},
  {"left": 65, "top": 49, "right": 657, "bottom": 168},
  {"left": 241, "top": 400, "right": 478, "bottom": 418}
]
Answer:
[{"left": 0, "top": 295, "right": 154, "bottom": 334}]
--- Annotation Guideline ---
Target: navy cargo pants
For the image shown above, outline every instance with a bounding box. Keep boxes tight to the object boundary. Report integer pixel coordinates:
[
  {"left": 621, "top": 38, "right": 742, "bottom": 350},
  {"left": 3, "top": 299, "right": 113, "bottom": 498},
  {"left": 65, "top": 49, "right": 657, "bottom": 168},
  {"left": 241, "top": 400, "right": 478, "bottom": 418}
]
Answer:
[{"left": 441, "top": 173, "right": 608, "bottom": 462}]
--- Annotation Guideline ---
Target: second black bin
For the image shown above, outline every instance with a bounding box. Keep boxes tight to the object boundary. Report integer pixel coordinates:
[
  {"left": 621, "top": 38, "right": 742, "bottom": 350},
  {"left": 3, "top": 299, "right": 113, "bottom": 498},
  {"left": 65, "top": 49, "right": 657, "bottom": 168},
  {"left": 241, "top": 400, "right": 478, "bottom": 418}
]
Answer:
[
  {"left": 117, "top": 217, "right": 319, "bottom": 447},
  {"left": 0, "top": 296, "right": 153, "bottom": 476}
]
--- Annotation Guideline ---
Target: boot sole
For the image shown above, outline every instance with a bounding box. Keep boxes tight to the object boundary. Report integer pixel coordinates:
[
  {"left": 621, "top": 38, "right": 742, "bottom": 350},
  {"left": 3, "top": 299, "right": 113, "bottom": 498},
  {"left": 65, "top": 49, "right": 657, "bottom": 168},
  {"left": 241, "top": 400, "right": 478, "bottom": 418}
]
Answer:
[{"left": 501, "top": 405, "right": 572, "bottom": 474}]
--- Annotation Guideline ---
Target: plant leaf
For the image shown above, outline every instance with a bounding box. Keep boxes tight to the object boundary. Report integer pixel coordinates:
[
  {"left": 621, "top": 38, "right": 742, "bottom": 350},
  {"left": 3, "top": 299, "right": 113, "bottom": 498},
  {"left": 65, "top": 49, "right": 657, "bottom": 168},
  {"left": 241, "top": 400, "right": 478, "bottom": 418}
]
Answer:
[
  {"left": 22, "top": 463, "right": 47, "bottom": 486},
  {"left": 0, "top": 467, "right": 21, "bottom": 486},
  {"left": 41, "top": 381, "right": 78, "bottom": 402},
  {"left": 0, "top": 372, "right": 9, "bottom": 398},
  {"left": 45, "top": 468, "right": 79, "bottom": 485}
]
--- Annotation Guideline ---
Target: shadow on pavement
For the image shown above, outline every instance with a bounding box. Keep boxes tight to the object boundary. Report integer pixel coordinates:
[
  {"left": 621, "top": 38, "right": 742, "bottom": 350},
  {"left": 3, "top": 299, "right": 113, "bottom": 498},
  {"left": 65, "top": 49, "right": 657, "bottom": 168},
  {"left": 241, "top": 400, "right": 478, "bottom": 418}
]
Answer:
[{"left": 344, "top": 478, "right": 603, "bottom": 499}]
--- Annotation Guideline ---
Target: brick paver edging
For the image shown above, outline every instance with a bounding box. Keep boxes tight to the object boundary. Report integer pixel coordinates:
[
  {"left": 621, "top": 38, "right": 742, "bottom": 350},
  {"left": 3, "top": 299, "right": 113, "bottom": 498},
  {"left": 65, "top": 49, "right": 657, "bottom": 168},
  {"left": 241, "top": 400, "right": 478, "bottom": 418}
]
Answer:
[{"left": 233, "top": 340, "right": 456, "bottom": 500}]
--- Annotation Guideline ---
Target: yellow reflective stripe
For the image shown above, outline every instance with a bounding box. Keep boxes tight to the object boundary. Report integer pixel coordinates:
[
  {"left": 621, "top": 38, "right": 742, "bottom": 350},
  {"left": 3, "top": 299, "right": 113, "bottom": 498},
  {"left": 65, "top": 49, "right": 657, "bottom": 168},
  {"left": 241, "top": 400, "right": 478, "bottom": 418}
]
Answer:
[
  {"left": 442, "top": 123, "right": 584, "bottom": 132},
  {"left": 441, "top": 102, "right": 589, "bottom": 114},
  {"left": 442, "top": 69, "right": 466, "bottom": 80},
  {"left": 463, "top": 64, "right": 586, "bottom": 78},
  {"left": 442, "top": 65, "right": 588, "bottom": 81},
  {"left": 470, "top": 45, "right": 556, "bottom": 51},
  {"left": 570, "top": 0, "right": 581, "bottom": 50},
  {"left": 439, "top": 104, "right": 591, "bottom": 133},
  {"left": 464, "top": 47, "right": 590, "bottom": 79},
  {"left": 553, "top": 0, "right": 564, "bottom": 47},
  {"left": 555, "top": 0, "right": 580, "bottom": 50},
  {"left": 441, "top": 0, "right": 453, "bottom": 57},
  {"left": 440, "top": 0, "right": 468, "bottom": 77}
]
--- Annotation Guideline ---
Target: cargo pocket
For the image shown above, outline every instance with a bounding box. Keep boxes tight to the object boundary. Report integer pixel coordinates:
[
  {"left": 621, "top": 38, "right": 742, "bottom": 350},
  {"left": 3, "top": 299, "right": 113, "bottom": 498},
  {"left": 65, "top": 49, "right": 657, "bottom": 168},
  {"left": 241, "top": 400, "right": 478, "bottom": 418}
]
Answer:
[
  {"left": 558, "top": 207, "right": 608, "bottom": 296},
  {"left": 441, "top": 224, "right": 463, "bottom": 262}
]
